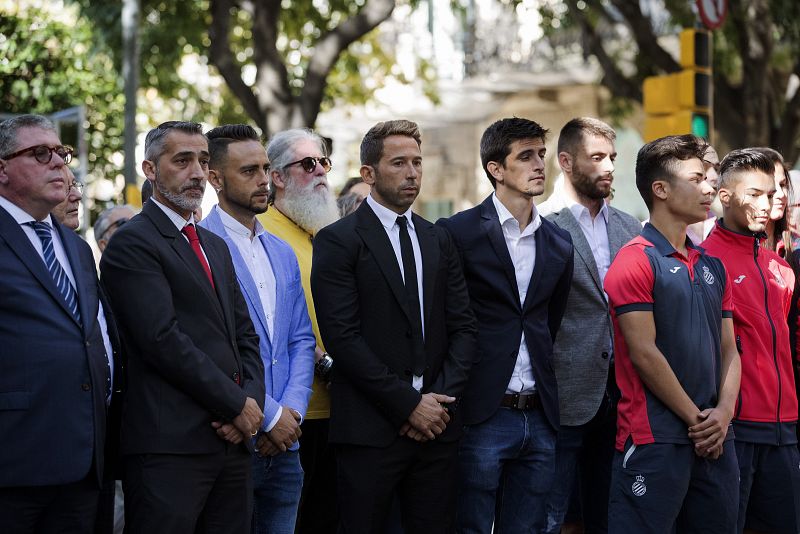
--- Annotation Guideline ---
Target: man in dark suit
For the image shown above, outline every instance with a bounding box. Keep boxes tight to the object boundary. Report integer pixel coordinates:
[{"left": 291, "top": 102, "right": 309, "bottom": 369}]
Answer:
[
  {"left": 437, "top": 117, "right": 574, "bottom": 533},
  {"left": 0, "top": 114, "right": 113, "bottom": 532},
  {"left": 311, "top": 119, "right": 478, "bottom": 533},
  {"left": 539, "top": 117, "right": 643, "bottom": 533},
  {"left": 100, "top": 121, "right": 266, "bottom": 533}
]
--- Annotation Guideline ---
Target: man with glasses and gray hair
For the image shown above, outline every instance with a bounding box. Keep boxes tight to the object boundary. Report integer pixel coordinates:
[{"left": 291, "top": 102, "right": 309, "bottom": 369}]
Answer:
[
  {"left": 100, "top": 120, "right": 266, "bottom": 533},
  {"left": 0, "top": 114, "right": 113, "bottom": 531},
  {"left": 94, "top": 204, "right": 137, "bottom": 253},
  {"left": 257, "top": 128, "right": 340, "bottom": 532}
]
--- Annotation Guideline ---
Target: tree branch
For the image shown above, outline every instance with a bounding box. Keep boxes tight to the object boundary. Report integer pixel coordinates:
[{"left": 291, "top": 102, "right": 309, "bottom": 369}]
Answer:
[
  {"left": 296, "top": 0, "right": 396, "bottom": 127},
  {"left": 566, "top": 0, "right": 641, "bottom": 102},
  {"left": 251, "top": 0, "right": 293, "bottom": 135},
  {"left": 775, "top": 59, "right": 800, "bottom": 165},
  {"left": 607, "top": 0, "right": 680, "bottom": 74},
  {"left": 208, "top": 0, "right": 264, "bottom": 130}
]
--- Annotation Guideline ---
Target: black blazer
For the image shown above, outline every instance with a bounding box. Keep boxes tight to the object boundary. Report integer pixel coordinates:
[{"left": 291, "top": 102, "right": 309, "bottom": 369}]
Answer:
[
  {"left": 100, "top": 200, "right": 265, "bottom": 455},
  {"left": 311, "top": 201, "right": 477, "bottom": 447},
  {"left": 0, "top": 207, "right": 110, "bottom": 486},
  {"left": 437, "top": 195, "right": 574, "bottom": 430}
]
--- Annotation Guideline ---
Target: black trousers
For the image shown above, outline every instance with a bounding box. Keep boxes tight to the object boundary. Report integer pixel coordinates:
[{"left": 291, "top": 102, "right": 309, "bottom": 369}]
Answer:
[
  {"left": 0, "top": 473, "right": 99, "bottom": 534},
  {"left": 296, "top": 418, "right": 339, "bottom": 534},
  {"left": 336, "top": 437, "right": 458, "bottom": 534},
  {"left": 123, "top": 445, "right": 252, "bottom": 534}
]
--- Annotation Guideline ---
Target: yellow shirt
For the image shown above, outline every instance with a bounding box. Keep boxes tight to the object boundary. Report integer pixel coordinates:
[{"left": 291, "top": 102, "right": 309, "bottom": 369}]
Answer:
[{"left": 258, "top": 207, "right": 330, "bottom": 419}]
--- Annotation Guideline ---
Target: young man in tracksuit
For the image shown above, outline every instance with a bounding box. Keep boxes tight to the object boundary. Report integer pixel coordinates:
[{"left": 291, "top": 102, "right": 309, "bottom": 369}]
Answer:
[
  {"left": 604, "top": 134, "right": 741, "bottom": 533},
  {"left": 702, "top": 148, "right": 800, "bottom": 534}
]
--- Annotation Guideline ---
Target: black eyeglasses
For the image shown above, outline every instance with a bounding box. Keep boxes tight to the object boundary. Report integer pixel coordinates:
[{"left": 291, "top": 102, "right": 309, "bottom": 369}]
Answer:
[
  {"left": 2, "top": 144, "right": 74, "bottom": 165},
  {"left": 285, "top": 156, "right": 332, "bottom": 174}
]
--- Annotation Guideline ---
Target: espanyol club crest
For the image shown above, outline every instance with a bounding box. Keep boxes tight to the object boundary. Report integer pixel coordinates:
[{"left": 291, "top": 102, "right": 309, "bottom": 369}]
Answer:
[
  {"left": 632, "top": 474, "right": 647, "bottom": 497},
  {"left": 702, "top": 266, "right": 715, "bottom": 285}
]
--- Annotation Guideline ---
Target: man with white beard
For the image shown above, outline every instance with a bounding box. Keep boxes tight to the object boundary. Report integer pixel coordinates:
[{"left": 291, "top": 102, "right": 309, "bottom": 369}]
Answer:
[{"left": 257, "top": 128, "right": 341, "bottom": 533}]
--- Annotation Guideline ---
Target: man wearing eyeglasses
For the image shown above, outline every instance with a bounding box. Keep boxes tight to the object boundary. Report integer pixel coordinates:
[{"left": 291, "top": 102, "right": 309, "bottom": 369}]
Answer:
[
  {"left": 100, "top": 121, "right": 266, "bottom": 533},
  {"left": 94, "top": 205, "right": 137, "bottom": 253},
  {"left": 257, "top": 129, "right": 341, "bottom": 533},
  {"left": 0, "top": 114, "right": 113, "bottom": 531}
]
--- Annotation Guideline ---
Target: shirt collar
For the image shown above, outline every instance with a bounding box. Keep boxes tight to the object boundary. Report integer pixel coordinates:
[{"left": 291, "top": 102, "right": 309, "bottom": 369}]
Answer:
[
  {"left": 366, "top": 194, "right": 414, "bottom": 231},
  {"left": 566, "top": 195, "right": 609, "bottom": 224},
  {"left": 151, "top": 196, "right": 196, "bottom": 230},
  {"left": 0, "top": 194, "right": 55, "bottom": 226},
  {"left": 641, "top": 222, "right": 697, "bottom": 258},
  {"left": 215, "top": 205, "right": 264, "bottom": 240},
  {"left": 491, "top": 192, "right": 541, "bottom": 235}
]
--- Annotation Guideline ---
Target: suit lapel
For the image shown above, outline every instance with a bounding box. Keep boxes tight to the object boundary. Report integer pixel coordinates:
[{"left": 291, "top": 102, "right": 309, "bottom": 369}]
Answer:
[
  {"left": 607, "top": 208, "right": 631, "bottom": 258},
  {"left": 355, "top": 203, "right": 413, "bottom": 321},
  {"left": 143, "top": 202, "right": 225, "bottom": 324},
  {"left": 0, "top": 206, "right": 82, "bottom": 327},
  {"left": 480, "top": 197, "right": 519, "bottom": 299},
  {"left": 413, "top": 214, "right": 439, "bottom": 329},
  {"left": 522, "top": 224, "right": 547, "bottom": 311},
  {"left": 555, "top": 208, "right": 603, "bottom": 294}
]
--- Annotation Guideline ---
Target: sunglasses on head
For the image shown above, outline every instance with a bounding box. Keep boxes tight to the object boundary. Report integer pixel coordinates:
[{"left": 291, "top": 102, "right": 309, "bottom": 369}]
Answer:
[
  {"left": 285, "top": 156, "right": 332, "bottom": 174},
  {"left": 2, "top": 144, "right": 74, "bottom": 165}
]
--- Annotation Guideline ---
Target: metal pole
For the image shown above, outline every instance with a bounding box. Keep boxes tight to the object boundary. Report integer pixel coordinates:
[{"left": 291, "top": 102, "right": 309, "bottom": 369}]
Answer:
[{"left": 122, "top": 0, "right": 141, "bottom": 204}]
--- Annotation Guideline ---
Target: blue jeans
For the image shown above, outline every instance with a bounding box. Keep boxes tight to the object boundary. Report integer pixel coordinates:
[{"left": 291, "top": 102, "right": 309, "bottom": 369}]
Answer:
[
  {"left": 252, "top": 450, "right": 304, "bottom": 534},
  {"left": 456, "top": 407, "right": 557, "bottom": 534}
]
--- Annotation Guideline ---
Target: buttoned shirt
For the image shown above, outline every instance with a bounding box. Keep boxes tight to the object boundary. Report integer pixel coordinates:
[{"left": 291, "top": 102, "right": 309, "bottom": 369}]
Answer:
[
  {"left": 215, "top": 207, "right": 282, "bottom": 431},
  {"left": 0, "top": 194, "right": 114, "bottom": 402},
  {"left": 492, "top": 193, "right": 540, "bottom": 394},
  {"left": 366, "top": 194, "right": 424, "bottom": 391}
]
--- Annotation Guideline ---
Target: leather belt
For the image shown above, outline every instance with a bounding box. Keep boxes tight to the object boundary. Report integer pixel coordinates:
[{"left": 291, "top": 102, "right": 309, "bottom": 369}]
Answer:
[{"left": 500, "top": 392, "right": 541, "bottom": 411}]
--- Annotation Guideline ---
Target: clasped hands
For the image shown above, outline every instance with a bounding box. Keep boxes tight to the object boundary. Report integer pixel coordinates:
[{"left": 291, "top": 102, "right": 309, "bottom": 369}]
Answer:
[
  {"left": 687, "top": 406, "right": 732, "bottom": 459},
  {"left": 399, "top": 392, "right": 456, "bottom": 442},
  {"left": 211, "top": 396, "right": 265, "bottom": 445}
]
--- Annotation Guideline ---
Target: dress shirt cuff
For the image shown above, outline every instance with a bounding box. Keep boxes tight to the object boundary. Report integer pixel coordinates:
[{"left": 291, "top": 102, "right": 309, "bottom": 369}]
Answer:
[{"left": 264, "top": 405, "right": 282, "bottom": 432}]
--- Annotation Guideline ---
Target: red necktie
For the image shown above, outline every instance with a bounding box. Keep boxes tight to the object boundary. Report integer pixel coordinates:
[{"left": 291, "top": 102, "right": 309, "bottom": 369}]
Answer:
[{"left": 182, "top": 224, "right": 215, "bottom": 289}]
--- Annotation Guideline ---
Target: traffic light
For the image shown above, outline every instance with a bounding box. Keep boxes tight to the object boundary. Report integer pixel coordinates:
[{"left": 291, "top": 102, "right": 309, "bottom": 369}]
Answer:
[{"left": 643, "top": 28, "right": 712, "bottom": 142}]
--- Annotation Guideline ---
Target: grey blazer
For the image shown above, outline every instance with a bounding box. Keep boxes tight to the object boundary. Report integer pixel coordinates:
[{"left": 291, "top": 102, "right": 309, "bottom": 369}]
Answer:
[{"left": 540, "top": 195, "right": 642, "bottom": 426}]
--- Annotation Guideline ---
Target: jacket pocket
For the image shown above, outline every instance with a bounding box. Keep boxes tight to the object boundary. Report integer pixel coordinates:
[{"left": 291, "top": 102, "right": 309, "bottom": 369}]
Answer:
[{"left": 0, "top": 391, "right": 30, "bottom": 410}]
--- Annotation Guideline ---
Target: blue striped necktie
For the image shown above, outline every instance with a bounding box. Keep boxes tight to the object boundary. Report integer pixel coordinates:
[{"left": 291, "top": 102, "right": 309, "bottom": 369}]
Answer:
[{"left": 27, "top": 221, "right": 82, "bottom": 324}]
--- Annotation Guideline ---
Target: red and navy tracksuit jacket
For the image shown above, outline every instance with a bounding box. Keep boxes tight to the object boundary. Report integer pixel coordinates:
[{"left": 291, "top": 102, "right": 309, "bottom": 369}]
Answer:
[
  {"left": 605, "top": 223, "right": 734, "bottom": 451},
  {"left": 702, "top": 221, "right": 798, "bottom": 445}
]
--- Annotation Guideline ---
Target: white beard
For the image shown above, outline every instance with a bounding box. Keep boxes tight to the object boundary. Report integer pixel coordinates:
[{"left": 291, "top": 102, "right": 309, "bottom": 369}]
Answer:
[{"left": 279, "top": 176, "right": 340, "bottom": 235}]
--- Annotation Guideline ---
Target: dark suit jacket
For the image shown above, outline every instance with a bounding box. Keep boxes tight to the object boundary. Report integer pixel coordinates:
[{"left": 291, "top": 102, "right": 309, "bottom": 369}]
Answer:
[
  {"left": 311, "top": 201, "right": 478, "bottom": 447},
  {"left": 437, "top": 195, "right": 574, "bottom": 430},
  {"left": 0, "top": 206, "right": 110, "bottom": 486},
  {"left": 99, "top": 200, "right": 264, "bottom": 455}
]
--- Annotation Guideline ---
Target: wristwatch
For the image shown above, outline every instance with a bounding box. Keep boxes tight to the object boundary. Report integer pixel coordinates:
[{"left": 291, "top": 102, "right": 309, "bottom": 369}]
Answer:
[{"left": 315, "top": 353, "right": 333, "bottom": 381}]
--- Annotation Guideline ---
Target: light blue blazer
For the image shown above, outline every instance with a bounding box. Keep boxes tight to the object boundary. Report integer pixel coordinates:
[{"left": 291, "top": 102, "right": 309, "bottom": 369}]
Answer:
[{"left": 201, "top": 206, "right": 315, "bottom": 446}]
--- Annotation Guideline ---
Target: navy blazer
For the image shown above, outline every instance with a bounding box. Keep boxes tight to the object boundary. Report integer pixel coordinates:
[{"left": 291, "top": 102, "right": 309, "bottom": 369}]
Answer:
[
  {"left": 437, "top": 195, "right": 574, "bottom": 430},
  {"left": 0, "top": 205, "right": 110, "bottom": 486},
  {"left": 100, "top": 200, "right": 265, "bottom": 455}
]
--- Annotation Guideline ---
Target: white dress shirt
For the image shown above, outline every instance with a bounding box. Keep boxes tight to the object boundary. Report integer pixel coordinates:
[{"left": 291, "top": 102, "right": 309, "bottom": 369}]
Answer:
[
  {"left": 0, "top": 194, "right": 114, "bottom": 402},
  {"left": 491, "top": 193, "right": 541, "bottom": 395},
  {"left": 214, "top": 206, "right": 282, "bottom": 432},
  {"left": 366, "top": 194, "right": 424, "bottom": 392}
]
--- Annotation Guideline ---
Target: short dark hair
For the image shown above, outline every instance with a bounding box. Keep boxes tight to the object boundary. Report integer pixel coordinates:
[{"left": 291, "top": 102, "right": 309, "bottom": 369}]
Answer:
[
  {"left": 480, "top": 117, "right": 548, "bottom": 188},
  {"left": 144, "top": 121, "right": 204, "bottom": 163},
  {"left": 360, "top": 120, "right": 421, "bottom": 167},
  {"left": 635, "top": 134, "right": 708, "bottom": 210},
  {"left": 205, "top": 124, "right": 261, "bottom": 170},
  {"left": 557, "top": 117, "right": 616, "bottom": 158},
  {"left": 718, "top": 148, "right": 777, "bottom": 189}
]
